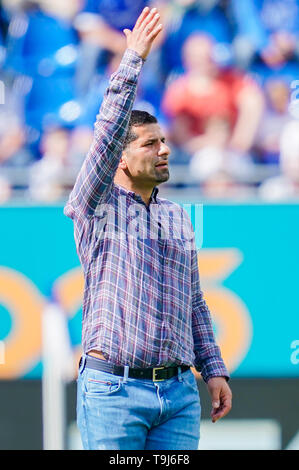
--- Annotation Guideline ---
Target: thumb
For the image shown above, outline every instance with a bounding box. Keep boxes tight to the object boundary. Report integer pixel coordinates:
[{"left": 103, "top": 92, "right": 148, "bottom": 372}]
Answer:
[
  {"left": 123, "top": 28, "right": 131, "bottom": 39},
  {"left": 211, "top": 389, "right": 220, "bottom": 409}
]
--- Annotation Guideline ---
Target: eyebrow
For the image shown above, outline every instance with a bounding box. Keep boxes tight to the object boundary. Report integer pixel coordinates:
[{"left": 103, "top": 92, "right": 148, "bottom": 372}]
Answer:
[{"left": 143, "top": 136, "right": 166, "bottom": 144}]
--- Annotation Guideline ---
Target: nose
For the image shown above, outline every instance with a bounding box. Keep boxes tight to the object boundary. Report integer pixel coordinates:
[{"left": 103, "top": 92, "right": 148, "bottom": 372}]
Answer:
[{"left": 158, "top": 141, "right": 170, "bottom": 156}]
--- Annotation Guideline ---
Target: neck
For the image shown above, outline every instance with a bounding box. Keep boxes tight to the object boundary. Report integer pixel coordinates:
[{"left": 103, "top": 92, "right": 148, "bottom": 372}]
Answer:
[{"left": 114, "top": 174, "right": 154, "bottom": 206}]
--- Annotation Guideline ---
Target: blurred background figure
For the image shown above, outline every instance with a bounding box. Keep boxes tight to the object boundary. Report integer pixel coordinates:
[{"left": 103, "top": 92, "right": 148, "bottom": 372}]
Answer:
[
  {"left": 230, "top": 0, "right": 299, "bottom": 71},
  {"left": 28, "top": 126, "right": 70, "bottom": 201},
  {"left": 162, "top": 33, "right": 264, "bottom": 193},
  {"left": 160, "top": 0, "right": 233, "bottom": 80},
  {"left": 163, "top": 33, "right": 264, "bottom": 156},
  {"left": 259, "top": 120, "right": 299, "bottom": 200},
  {"left": 28, "top": 124, "right": 93, "bottom": 202},
  {"left": 0, "top": 81, "right": 34, "bottom": 199},
  {"left": 253, "top": 78, "right": 292, "bottom": 164},
  {"left": 4, "top": 0, "right": 82, "bottom": 158}
]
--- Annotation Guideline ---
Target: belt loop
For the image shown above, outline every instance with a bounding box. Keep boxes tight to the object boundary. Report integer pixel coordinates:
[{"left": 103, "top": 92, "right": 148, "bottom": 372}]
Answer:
[
  {"left": 79, "top": 354, "right": 86, "bottom": 374},
  {"left": 123, "top": 365, "right": 129, "bottom": 384},
  {"left": 177, "top": 366, "right": 183, "bottom": 382}
]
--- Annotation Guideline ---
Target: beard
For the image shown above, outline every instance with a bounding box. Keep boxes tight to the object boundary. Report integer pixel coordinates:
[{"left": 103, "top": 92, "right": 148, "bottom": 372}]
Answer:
[{"left": 154, "top": 168, "right": 170, "bottom": 183}]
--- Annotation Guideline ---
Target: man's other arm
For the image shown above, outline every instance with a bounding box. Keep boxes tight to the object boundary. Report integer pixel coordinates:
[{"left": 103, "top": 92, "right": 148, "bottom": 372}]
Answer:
[
  {"left": 190, "top": 247, "right": 230, "bottom": 383},
  {"left": 190, "top": 246, "right": 232, "bottom": 422}
]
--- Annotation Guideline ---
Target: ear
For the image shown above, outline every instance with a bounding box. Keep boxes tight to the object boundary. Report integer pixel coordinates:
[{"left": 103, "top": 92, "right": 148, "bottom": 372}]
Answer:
[{"left": 118, "top": 153, "right": 128, "bottom": 170}]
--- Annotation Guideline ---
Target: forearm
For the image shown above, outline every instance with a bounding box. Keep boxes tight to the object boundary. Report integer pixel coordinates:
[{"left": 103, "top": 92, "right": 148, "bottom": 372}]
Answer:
[
  {"left": 192, "top": 307, "right": 229, "bottom": 383},
  {"left": 64, "top": 48, "right": 143, "bottom": 219},
  {"left": 191, "top": 249, "right": 229, "bottom": 382}
]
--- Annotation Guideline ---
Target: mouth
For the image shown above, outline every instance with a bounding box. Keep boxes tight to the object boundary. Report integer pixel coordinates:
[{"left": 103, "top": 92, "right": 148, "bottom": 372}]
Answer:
[{"left": 155, "top": 161, "right": 169, "bottom": 169}]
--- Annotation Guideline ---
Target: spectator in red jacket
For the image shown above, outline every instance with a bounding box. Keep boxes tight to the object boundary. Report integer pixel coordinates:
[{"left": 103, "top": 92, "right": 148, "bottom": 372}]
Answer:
[{"left": 162, "top": 33, "right": 264, "bottom": 159}]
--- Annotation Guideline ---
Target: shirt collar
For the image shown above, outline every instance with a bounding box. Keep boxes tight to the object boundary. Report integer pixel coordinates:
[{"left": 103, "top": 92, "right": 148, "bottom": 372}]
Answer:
[
  {"left": 115, "top": 183, "right": 159, "bottom": 204},
  {"left": 150, "top": 186, "right": 159, "bottom": 203}
]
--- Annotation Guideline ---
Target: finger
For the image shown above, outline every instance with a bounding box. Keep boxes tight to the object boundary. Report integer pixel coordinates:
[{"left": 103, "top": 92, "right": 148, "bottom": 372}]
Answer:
[
  {"left": 134, "top": 6, "right": 150, "bottom": 30},
  {"left": 123, "top": 28, "right": 131, "bottom": 39},
  {"left": 211, "top": 397, "right": 232, "bottom": 422},
  {"left": 148, "top": 23, "right": 163, "bottom": 41},
  {"left": 210, "top": 388, "right": 221, "bottom": 410},
  {"left": 211, "top": 403, "right": 231, "bottom": 422},
  {"left": 139, "top": 7, "right": 157, "bottom": 33},
  {"left": 209, "top": 388, "right": 221, "bottom": 422},
  {"left": 211, "top": 406, "right": 225, "bottom": 423},
  {"left": 212, "top": 399, "right": 220, "bottom": 409},
  {"left": 143, "top": 13, "right": 160, "bottom": 36},
  {"left": 210, "top": 400, "right": 220, "bottom": 421}
]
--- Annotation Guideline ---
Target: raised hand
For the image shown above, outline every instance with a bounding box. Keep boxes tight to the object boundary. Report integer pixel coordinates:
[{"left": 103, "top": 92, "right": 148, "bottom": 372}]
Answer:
[{"left": 123, "top": 7, "right": 163, "bottom": 60}]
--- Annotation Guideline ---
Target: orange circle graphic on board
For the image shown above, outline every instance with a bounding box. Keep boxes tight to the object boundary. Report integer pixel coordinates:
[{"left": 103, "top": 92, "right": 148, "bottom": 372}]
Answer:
[{"left": 0, "top": 268, "right": 44, "bottom": 378}]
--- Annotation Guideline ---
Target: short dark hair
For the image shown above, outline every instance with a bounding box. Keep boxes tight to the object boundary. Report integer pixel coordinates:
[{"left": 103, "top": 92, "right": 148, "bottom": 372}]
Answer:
[{"left": 123, "top": 110, "right": 157, "bottom": 148}]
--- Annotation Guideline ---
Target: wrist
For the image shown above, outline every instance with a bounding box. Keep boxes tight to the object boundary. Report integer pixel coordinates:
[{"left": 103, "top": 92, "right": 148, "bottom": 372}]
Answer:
[
  {"left": 126, "top": 47, "right": 147, "bottom": 61},
  {"left": 207, "top": 375, "right": 230, "bottom": 383}
]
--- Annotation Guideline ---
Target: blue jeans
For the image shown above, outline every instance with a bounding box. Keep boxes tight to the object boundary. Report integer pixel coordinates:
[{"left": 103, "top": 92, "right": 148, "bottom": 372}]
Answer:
[{"left": 77, "top": 355, "right": 201, "bottom": 450}]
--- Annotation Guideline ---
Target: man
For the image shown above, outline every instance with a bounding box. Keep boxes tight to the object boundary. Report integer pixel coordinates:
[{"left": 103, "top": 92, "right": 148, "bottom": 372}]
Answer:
[{"left": 64, "top": 7, "right": 232, "bottom": 450}]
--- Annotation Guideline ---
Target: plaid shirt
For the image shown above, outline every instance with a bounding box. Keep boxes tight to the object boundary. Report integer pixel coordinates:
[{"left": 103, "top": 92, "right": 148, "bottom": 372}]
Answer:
[{"left": 64, "top": 49, "right": 229, "bottom": 382}]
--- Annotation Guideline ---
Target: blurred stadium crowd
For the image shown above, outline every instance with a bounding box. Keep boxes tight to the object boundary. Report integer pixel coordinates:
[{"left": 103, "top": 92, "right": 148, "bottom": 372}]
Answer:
[{"left": 1, "top": 0, "right": 299, "bottom": 202}]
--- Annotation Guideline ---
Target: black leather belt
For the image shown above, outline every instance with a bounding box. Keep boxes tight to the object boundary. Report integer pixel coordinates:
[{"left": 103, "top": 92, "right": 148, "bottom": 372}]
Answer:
[{"left": 83, "top": 355, "right": 190, "bottom": 381}]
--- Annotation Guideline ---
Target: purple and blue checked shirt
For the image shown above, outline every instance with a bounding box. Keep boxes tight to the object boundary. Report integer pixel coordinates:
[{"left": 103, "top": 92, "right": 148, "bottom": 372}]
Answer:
[{"left": 64, "top": 49, "right": 229, "bottom": 382}]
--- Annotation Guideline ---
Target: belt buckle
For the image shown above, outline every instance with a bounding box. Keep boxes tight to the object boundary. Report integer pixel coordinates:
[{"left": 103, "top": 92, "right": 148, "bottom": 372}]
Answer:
[{"left": 152, "top": 367, "right": 165, "bottom": 382}]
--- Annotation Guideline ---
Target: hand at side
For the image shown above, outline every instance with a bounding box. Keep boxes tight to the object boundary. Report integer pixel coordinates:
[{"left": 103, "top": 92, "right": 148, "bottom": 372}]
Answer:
[{"left": 207, "top": 377, "right": 232, "bottom": 423}]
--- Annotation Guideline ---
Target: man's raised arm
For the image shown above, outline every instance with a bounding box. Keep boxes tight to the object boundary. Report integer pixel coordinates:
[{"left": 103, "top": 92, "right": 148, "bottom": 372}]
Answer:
[{"left": 64, "top": 7, "right": 163, "bottom": 220}]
